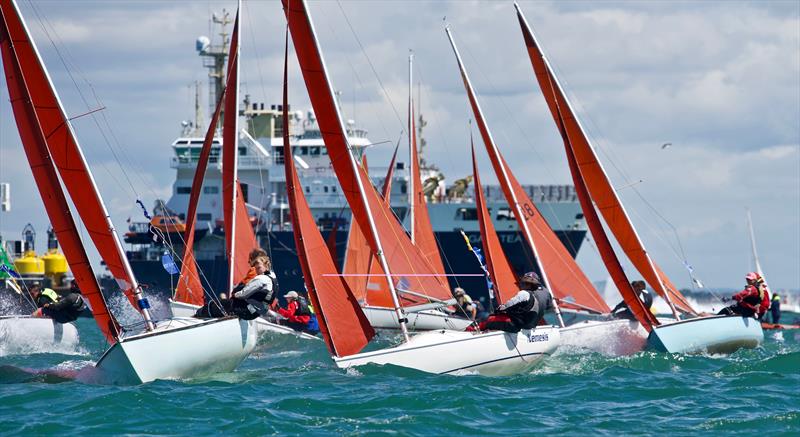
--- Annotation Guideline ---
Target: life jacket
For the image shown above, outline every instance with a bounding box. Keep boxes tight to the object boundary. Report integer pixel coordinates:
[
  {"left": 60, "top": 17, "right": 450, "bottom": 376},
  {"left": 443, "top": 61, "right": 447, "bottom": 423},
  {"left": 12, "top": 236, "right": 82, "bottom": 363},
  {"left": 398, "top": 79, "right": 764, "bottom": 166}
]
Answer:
[
  {"left": 509, "top": 289, "right": 537, "bottom": 314},
  {"left": 741, "top": 285, "right": 763, "bottom": 307},
  {"left": 295, "top": 296, "right": 311, "bottom": 317}
]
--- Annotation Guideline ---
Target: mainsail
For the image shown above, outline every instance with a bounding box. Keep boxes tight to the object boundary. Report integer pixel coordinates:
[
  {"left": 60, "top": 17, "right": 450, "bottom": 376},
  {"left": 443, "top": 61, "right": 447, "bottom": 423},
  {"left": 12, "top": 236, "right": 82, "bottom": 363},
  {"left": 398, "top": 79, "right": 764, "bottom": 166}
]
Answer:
[
  {"left": 342, "top": 155, "right": 394, "bottom": 308},
  {"left": 408, "top": 54, "right": 447, "bottom": 279},
  {"left": 281, "top": 28, "right": 374, "bottom": 356},
  {"left": 446, "top": 26, "right": 609, "bottom": 315},
  {"left": 471, "top": 144, "right": 518, "bottom": 304},
  {"left": 284, "top": 0, "right": 452, "bottom": 312},
  {"left": 174, "top": 90, "right": 226, "bottom": 306},
  {"left": 0, "top": 0, "right": 151, "bottom": 335},
  {"left": 221, "top": 8, "right": 258, "bottom": 290},
  {"left": 514, "top": 3, "right": 695, "bottom": 316}
]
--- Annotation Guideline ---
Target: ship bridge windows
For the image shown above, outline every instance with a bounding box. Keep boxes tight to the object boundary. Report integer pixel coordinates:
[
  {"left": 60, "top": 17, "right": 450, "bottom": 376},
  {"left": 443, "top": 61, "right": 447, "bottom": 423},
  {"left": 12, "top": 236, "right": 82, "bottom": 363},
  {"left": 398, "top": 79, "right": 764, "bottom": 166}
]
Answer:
[
  {"left": 176, "top": 186, "right": 191, "bottom": 194},
  {"left": 455, "top": 207, "right": 479, "bottom": 221},
  {"left": 495, "top": 208, "right": 515, "bottom": 221},
  {"left": 203, "top": 186, "right": 219, "bottom": 194},
  {"left": 309, "top": 146, "right": 321, "bottom": 156},
  {"left": 197, "top": 213, "right": 212, "bottom": 221}
]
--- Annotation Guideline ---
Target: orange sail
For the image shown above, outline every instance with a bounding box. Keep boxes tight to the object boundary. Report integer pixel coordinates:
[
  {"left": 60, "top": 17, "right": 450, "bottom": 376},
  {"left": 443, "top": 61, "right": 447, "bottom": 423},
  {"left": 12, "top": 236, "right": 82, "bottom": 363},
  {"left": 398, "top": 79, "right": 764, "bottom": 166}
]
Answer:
[
  {"left": 343, "top": 153, "right": 395, "bottom": 308},
  {"left": 515, "top": 4, "right": 695, "bottom": 315},
  {"left": 221, "top": 9, "right": 258, "bottom": 290},
  {"left": 446, "top": 27, "right": 609, "bottom": 314},
  {"left": 285, "top": 0, "right": 451, "bottom": 306},
  {"left": 174, "top": 89, "right": 226, "bottom": 306},
  {"left": 281, "top": 34, "right": 374, "bottom": 356},
  {"left": 471, "top": 144, "right": 518, "bottom": 304},
  {"left": 0, "top": 2, "right": 121, "bottom": 343},
  {"left": 408, "top": 58, "right": 448, "bottom": 279},
  {"left": 0, "top": 0, "right": 141, "bottom": 311}
]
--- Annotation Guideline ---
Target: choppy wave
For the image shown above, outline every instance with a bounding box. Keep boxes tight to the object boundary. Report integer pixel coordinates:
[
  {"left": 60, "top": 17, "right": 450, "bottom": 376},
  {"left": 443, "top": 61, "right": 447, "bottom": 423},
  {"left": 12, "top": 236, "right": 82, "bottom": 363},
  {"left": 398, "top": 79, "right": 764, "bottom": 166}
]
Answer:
[{"left": 0, "top": 318, "right": 798, "bottom": 435}]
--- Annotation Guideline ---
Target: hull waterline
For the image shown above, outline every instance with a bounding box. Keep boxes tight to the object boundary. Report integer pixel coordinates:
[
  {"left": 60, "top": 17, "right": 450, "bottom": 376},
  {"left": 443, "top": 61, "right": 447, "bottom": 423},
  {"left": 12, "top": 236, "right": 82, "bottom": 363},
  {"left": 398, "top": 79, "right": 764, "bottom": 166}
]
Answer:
[
  {"left": 647, "top": 315, "right": 763, "bottom": 354},
  {"left": 333, "top": 326, "right": 560, "bottom": 376},
  {"left": 94, "top": 316, "right": 257, "bottom": 384}
]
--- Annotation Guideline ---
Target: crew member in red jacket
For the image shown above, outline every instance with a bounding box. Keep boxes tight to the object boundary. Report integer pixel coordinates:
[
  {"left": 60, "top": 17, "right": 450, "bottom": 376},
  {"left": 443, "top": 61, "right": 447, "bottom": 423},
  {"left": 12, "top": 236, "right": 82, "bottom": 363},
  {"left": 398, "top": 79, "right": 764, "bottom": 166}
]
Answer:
[
  {"left": 277, "top": 291, "right": 319, "bottom": 334},
  {"left": 719, "top": 272, "right": 770, "bottom": 318}
]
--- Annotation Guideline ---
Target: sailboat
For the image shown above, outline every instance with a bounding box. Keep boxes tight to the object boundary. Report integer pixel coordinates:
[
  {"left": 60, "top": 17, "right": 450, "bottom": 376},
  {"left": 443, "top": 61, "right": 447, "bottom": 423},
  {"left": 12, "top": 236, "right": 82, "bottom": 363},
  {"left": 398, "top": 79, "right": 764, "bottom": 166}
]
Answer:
[
  {"left": 513, "top": 2, "right": 763, "bottom": 354},
  {"left": 445, "top": 25, "right": 646, "bottom": 354},
  {"left": 340, "top": 55, "right": 470, "bottom": 332},
  {"left": 0, "top": 0, "right": 257, "bottom": 383},
  {"left": 166, "top": 3, "right": 315, "bottom": 341},
  {"left": 0, "top": 246, "right": 79, "bottom": 352},
  {"left": 283, "top": 0, "right": 559, "bottom": 375}
]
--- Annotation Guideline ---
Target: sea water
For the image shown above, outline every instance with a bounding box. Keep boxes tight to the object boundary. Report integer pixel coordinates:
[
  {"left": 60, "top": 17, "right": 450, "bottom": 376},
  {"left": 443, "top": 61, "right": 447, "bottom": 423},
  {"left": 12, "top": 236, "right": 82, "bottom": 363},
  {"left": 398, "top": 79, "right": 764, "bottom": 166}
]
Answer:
[{"left": 1, "top": 316, "right": 798, "bottom": 435}]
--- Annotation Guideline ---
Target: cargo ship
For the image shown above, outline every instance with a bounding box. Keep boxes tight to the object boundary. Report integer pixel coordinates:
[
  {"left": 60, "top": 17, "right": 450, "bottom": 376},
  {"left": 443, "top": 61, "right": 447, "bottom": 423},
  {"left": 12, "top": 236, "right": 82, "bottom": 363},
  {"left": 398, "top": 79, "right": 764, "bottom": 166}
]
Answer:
[{"left": 121, "top": 11, "right": 587, "bottom": 300}]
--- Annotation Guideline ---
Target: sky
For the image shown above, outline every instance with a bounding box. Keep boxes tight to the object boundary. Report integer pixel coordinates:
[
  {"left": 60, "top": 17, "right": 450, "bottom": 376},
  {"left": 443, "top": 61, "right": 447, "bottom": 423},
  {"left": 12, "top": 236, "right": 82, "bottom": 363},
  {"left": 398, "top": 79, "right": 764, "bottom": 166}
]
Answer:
[{"left": 0, "top": 0, "right": 798, "bottom": 291}]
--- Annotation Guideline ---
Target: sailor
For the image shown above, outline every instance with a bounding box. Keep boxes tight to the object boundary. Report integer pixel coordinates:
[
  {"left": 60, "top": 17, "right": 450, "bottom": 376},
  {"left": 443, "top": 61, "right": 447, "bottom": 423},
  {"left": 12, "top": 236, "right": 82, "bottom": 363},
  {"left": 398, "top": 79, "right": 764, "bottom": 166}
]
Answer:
[
  {"left": 277, "top": 291, "right": 319, "bottom": 334},
  {"left": 228, "top": 255, "right": 278, "bottom": 320},
  {"left": 29, "top": 283, "right": 86, "bottom": 324},
  {"left": 453, "top": 287, "right": 477, "bottom": 320},
  {"left": 610, "top": 280, "right": 654, "bottom": 321},
  {"left": 770, "top": 293, "right": 781, "bottom": 324},
  {"left": 719, "top": 272, "right": 770, "bottom": 318},
  {"left": 479, "top": 272, "right": 553, "bottom": 333}
]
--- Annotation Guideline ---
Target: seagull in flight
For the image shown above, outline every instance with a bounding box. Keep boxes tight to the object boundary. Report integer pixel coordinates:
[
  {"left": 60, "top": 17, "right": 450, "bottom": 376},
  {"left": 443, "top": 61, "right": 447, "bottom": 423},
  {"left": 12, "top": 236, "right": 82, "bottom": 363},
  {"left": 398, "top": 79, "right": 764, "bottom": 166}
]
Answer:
[{"left": 661, "top": 142, "right": 672, "bottom": 150}]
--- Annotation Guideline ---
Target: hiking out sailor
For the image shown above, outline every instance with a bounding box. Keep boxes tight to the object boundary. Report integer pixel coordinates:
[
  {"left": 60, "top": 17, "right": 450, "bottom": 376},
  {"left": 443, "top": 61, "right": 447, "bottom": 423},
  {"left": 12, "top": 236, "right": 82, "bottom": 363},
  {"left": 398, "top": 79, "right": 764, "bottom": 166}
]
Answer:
[
  {"left": 29, "top": 282, "right": 86, "bottom": 324},
  {"left": 453, "top": 287, "right": 477, "bottom": 320},
  {"left": 194, "top": 254, "right": 277, "bottom": 320},
  {"left": 611, "top": 280, "right": 654, "bottom": 321},
  {"left": 770, "top": 293, "right": 781, "bottom": 324},
  {"left": 719, "top": 272, "right": 770, "bottom": 318},
  {"left": 277, "top": 290, "right": 319, "bottom": 334},
  {"left": 478, "top": 272, "right": 553, "bottom": 333}
]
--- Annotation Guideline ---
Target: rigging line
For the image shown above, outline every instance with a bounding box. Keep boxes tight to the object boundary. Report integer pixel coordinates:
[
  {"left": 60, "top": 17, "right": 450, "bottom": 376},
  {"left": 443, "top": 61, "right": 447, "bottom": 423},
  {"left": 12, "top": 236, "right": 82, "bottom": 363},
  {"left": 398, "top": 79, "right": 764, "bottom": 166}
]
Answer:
[
  {"left": 28, "top": 2, "right": 139, "bottom": 199},
  {"left": 321, "top": 8, "right": 393, "bottom": 145},
  {"left": 459, "top": 40, "right": 582, "bottom": 259},
  {"left": 335, "top": 0, "right": 406, "bottom": 135}
]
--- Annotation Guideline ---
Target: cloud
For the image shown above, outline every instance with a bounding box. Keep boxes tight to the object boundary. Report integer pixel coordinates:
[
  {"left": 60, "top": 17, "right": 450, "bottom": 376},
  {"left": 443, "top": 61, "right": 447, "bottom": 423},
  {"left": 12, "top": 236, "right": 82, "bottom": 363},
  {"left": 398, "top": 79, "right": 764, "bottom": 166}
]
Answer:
[{"left": 1, "top": 0, "right": 797, "bottom": 290}]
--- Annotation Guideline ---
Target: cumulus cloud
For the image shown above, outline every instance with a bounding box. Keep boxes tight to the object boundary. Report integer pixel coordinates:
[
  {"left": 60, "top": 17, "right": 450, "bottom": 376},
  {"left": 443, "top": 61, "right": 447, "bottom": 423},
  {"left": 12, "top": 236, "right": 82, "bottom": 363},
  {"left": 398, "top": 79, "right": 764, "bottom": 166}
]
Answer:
[{"left": 1, "top": 0, "right": 797, "bottom": 289}]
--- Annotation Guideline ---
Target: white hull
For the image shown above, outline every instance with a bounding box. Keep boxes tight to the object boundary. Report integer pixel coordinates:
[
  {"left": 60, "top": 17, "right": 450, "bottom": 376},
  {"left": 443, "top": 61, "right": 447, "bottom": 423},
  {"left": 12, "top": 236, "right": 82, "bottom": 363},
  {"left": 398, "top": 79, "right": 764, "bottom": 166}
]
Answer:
[
  {"left": 0, "top": 316, "right": 79, "bottom": 355},
  {"left": 334, "top": 326, "right": 560, "bottom": 376},
  {"left": 94, "top": 317, "right": 257, "bottom": 384},
  {"left": 648, "top": 315, "right": 764, "bottom": 354},
  {"left": 559, "top": 319, "right": 647, "bottom": 356},
  {"left": 169, "top": 300, "right": 318, "bottom": 341},
  {"left": 362, "top": 306, "right": 473, "bottom": 331}
]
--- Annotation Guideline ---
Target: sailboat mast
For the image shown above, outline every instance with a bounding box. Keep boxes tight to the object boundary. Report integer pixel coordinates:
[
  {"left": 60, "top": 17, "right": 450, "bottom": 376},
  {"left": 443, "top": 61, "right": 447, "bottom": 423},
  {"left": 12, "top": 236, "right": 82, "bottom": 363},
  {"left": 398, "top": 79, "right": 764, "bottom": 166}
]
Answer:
[
  {"left": 513, "top": 3, "right": 681, "bottom": 320},
  {"left": 444, "top": 25, "right": 565, "bottom": 327},
  {"left": 3, "top": 0, "right": 154, "bottom": 331},
  {"left": 746, "top": 208, "right": 763, "bottom": 276},
  {"left": 408, "top": 52, "right": 415, "bottom": 242},
  {"left": 284, "top": 0, "right": 410, "bottom": 341}
]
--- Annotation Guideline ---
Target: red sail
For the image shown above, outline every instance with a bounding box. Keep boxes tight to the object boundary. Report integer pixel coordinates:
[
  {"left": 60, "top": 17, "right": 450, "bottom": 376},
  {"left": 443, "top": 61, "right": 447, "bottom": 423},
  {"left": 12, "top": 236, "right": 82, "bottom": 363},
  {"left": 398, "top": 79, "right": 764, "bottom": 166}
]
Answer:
[
  {"left": 448, "top": 28, "right": 609, "bottom": 314},
  {"left": 284, "top": 0, "right": 451, "bottom": 305},
  {"left": 281, "top": 35, "right": 374, "bottom": 357},
  {"left": 408, "top": 74, "right": 448, "bottom": 280},
  {"left": 471, "top": 144, "right": 518, "bottom": 304},
  {"left": 0, "top": 2, "right": 120, "bottom": 343},
  {"left": 515, "top": 5, "right": 695, "bottom": 315},
  {"left": 175, "top": 90, "right": 226, "bottom": 306},
  {"left": 562, "top": 120, "right": 659, "bottom": 330},
  {"left": 0, "top": 0, "right": 140, "bottom": 310},
  {"left": 343, "top": 154, "right": 395, "bottom": 308},
  {"left": 221, "top": 9, "right": 258, "bottom": 290}
]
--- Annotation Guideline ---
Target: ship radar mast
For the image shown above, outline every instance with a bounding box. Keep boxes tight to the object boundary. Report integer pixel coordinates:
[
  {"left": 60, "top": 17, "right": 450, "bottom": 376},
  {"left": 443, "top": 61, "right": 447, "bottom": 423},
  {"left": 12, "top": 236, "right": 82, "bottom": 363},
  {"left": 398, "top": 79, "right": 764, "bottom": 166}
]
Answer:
[{"left": 196, "top": 9, "right": 231, "bottom": 125}]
